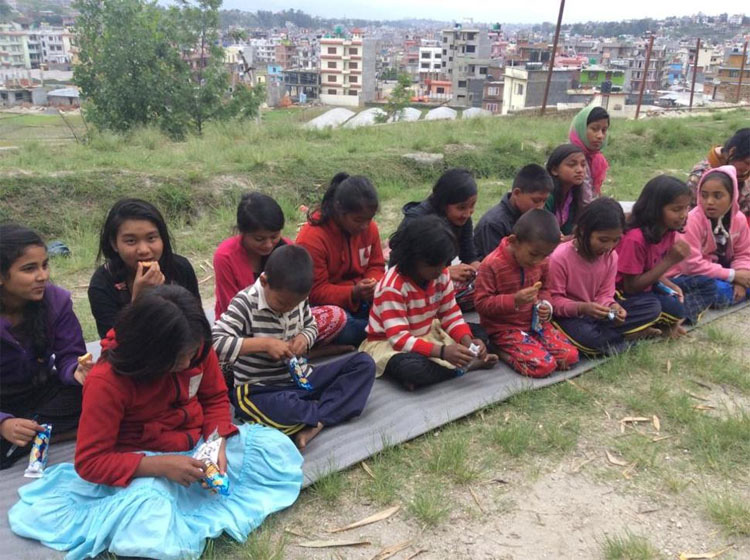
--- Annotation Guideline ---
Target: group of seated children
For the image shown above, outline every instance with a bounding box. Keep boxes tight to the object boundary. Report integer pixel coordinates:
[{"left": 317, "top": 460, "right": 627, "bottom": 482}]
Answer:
[{"left": 2, "top": 117, "right": 749, "bottom": 559}]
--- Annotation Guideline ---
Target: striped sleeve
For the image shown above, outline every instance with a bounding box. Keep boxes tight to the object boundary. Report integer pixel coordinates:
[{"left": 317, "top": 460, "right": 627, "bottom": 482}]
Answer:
[
  {"left": 435, "top": 275, "right": 472, "bottom": 341},
  {"left": 211, "top": 291, "right": 254, "bottom": 364},
  {"left": 377, "top": 287, "right": 435, "bottom": 356},
  {"left": 299, "top": 300, "right": 318, "bottom": 350}
]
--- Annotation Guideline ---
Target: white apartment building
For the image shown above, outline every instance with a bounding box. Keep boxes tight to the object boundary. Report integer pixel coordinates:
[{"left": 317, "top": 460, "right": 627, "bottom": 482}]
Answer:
[
  {"left": 319, "top": 30, "right": 376, "bottom": 107},
  {"left": 248, "top": 37, "right": 280, "bottom": 65},
  {"left": 0, "top": 23, "right": 73, "bottom": 69},
  {"left": 418, "top": 46, "right": 442, "bottom": 73}
]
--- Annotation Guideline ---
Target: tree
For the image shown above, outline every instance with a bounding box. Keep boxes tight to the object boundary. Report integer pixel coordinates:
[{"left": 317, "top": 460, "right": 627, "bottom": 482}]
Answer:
[
  {"left": 376, "top": 73, "right": 413, "bottom": 124},
  {"left": 0, "top": 0, "right": 12, "bottom": 22}
]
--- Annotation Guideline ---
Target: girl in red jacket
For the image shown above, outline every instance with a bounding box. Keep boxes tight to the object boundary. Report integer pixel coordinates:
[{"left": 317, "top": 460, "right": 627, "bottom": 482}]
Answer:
[
  {"left": 9, "top": 285, "right": 303, "bottom": 560},
  {"left": 296, "top": 173, "right": 386, "bottom": 347}
]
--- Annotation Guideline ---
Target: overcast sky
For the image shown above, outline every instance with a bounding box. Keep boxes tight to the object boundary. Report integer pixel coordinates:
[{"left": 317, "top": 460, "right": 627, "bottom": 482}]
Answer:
[{"left": 221, "top": 1, "right": 747, "bottom": 24}]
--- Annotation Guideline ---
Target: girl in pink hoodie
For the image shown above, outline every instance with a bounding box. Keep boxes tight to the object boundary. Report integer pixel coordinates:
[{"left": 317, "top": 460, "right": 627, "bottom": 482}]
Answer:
[{"left": 675, "top": 165, "right": 750, "bottom": 306}]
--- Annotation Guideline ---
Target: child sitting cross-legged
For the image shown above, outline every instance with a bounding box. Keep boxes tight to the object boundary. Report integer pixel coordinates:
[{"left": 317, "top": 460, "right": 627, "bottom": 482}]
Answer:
[
  {"left": 212, "top": 245, "right": 375, "bottom": 451},
  {"left": 475, "top": 209, "right": 579, "bottom": 378},
  {"left": 360, "top": 215, "right": 497, "bottom": 391}
]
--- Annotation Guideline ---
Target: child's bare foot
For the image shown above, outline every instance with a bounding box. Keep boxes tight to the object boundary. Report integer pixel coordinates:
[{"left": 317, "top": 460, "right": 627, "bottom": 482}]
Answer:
[
  {"left": 467, "top": 353, "right": 500, "bottom": 371},
  {"left": 665, "top": 322, "right": 688, "bottom": 339},
  {"left": 624, "top": 326, "right": 661, "bottom": 341},
  {"left": 294, "top": 422, "right": 324, "bottom": 451},
  {"left": 497, "top": 351, "right": 513, "bottom": 365},
  {"left": 555, "top": 359, "right": 572, "bottom": 371}
]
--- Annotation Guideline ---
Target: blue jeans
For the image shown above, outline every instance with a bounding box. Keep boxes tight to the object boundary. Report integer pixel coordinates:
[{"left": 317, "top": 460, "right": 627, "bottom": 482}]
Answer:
[
  {"left": 714, "top": 279, "right": 750, "bottom": 307},
  {"left": 667, "top": 275, "right": 717, "bottom": 324},
  {"left": 333, "top": 304, "right": 370, "bottom": 347}
]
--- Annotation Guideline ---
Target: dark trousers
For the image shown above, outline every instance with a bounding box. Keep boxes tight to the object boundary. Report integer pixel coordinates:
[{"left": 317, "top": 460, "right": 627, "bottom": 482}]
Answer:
[
  {"left": 554, "top": 294, "right": 661, "bottom": 356},
  {"left": 0, "top": 374, "right": 82, "bottom": 469},
  {"left": 383, "top": 352, "right": 458, "bottom": 391},
  {"left": 667, "top": 275, "right": 717, "bottom": 324},
  {"left": 714, "top": 279, "right": 750, "bottom": 307},
  {"left": 233, "top": 353, "right": 375, "bottom": 435},
  {"left": 333, "top": 305, "right": 370, "bottom": 347}
]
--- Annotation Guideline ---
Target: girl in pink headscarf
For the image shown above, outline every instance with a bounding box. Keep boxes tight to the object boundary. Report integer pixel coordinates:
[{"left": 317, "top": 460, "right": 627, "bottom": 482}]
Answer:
[{"left": 569, "top": 105, "right": 610, "bottom": 204}]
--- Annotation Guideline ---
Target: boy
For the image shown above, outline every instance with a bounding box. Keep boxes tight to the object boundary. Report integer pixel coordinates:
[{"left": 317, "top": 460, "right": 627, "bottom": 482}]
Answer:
[
  {"left": 212, "top": 245, "right": 375, "bottom": 450},
  {"left": 474, "top": 164, "right": 554, "bottom": 260},
  {"left": 475, "top": 209, "right": 579, "bottom": 378}
]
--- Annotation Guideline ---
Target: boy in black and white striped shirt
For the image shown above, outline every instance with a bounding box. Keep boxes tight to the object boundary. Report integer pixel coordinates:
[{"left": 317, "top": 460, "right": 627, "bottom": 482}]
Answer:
[{"left": 212, "top": 245, "right": 375, "bottom": 450}]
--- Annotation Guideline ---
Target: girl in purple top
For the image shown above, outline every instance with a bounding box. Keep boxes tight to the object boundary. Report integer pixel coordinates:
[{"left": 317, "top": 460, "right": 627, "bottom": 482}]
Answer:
[{"left": 0, "top": 224, "right": 91, "bottom": 469}]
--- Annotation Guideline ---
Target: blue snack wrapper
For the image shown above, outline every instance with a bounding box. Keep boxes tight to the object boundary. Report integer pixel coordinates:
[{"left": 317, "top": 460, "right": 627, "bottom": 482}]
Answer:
[
  {"left": 530, "top": 303, "right": 543, "bottom": 334},
  {"left": 24, "top": 424, "right": 52, "bottom": 478},
  {"left": 654, "top": 281, "right": 680, "bottom": 299},
  {"left": 288, "top": 356, "right": 313, "bottom": 391},
  {"left": 192, "top": 429, "right": 230, "bottom": 496}
]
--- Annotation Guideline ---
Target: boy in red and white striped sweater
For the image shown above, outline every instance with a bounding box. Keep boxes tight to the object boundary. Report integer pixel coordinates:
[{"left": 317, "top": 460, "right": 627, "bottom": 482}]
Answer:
[{"left": 360, "top": 216, "right": 497, "bottom": 390}]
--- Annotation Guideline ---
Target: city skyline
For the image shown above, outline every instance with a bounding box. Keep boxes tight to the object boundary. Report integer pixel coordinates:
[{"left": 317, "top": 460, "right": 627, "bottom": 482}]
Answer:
[{"left": 221, "top": 0, "right": 749, "bottom": 25}]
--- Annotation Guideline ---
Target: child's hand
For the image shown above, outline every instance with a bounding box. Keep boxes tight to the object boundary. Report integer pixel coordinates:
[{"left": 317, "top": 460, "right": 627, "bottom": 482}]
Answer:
[
  {"left": 661, "top": 278, "right": 684, "bottom": 303},
  {"left": 537, "top": 301, "right": 552, "bottom": 322},
  {"left": 514, "top": 283, "right": 541, "bottom": 308},
  {"left": 733, "top": 283, "right": 747, "bottom": 303},
  {"left": 217, "top": 437, "right": 228, "bottom": 474},
  {"left": 466, "top": 338, "right": 487, "bottom": 360},
  {"left": 442, "top": 344, "right": 475, "bottom": 368},
  {"left": 132, "top": 261, "right": 165, "bottom": 301},
  {"left": 0, "top": 417, "right": 43, "bottom": 447},
  {"left": 449, "top": 264, "right": 476, "bottom": 283},
  {"left": 734, "top": 269, "right": 750, "bottom": 288},
  {"left": 578, "top": 302, "right": 612, "bottom": 320},
  {"left": 666, "top": 240, "right": 691, "bottom": 264},
  {"left": 157, "top": 455, "right": 206, "bottom": 487},
  {"left": 612, "top": 303, "right": 627, "bottom": 325},
  {"left": 74, "top": 353, "right": 94, "bottom": 385},
  {"left": 353, "top": 278, "right": 377, "bottom": 302},
  {"left": 288, "top": 334, "right": 309, "bottom": 357},
  {"left": 263, "top": 338, "right": 293, "bottom": 361}
]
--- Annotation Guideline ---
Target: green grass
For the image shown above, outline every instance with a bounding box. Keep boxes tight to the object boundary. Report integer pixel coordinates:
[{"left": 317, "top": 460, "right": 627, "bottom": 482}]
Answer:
[
  {"left": 705, "top": 494, "right": 750, "bottom": 537},
  {"left": 406, "top": 484, "right": 451, "bottom": 527},
  {"left": 601, "top": 531, "right": 662, "bottom": 560}
]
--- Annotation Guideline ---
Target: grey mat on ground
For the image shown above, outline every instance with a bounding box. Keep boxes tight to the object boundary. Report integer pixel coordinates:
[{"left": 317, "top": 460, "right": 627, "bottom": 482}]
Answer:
[{"left": 1, "top": 303, "right": 747, "bottom": 559}]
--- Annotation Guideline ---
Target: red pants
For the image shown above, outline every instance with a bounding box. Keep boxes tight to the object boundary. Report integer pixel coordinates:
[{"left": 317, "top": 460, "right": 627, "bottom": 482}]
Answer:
[
  {"left": 311, "top": 305, "right": 347, "bottom": 345},
  {"left": 491, "top": 322, "right": 579, "bottom": 378}
]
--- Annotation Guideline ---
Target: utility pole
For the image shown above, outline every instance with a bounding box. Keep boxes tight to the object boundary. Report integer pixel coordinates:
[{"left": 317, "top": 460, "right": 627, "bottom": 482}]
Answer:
[
  {"left": 540, "top": 0, "right": 565, "bottom": 116},
  {"left": 736, "top": 40, "right": 748, "bottom": 104},
  {"left": 689, "top": 37, "right": 701, "bottom": 111},
  {"left": 634, "top": 34, "right": 654, "bottom": 120}
]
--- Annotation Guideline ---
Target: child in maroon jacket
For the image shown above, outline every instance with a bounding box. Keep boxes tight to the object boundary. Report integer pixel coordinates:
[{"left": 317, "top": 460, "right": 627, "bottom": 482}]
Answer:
[
  {"left": 475, "top": 209, "right": 579, "bottom": 378},
  {"left": 9, "top": 285, "right": 302, "bottom": 560}
]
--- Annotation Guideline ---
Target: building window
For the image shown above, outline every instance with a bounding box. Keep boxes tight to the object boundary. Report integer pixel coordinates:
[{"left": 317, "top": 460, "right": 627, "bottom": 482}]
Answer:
[
  {"left": 516, "top": 83, "right": 524, "bottom": 95},
  {"left": 485, "top": 102, "right": 498, "bottom": 112},
  {"left": 349, "top": 75, "right": 358, "bottom": 83},
  {"left": 479, "top": 67, "right": 487, "bottom": 75},
  {"left": 466, "top": 45, "right": 475, "bottom": 53},
  {"left": 349, "top": 61, "right": 358, "bottom": 69},
  {"left": 349, "top": 89, "right": 357, "bottom": 96},
  {"left": 487, "top": 86, "right": 499, "bottom": 96},
  {"left": 349, "top": 48, "right": 358, "bottom": 55},
  {"left": 328, "top": 88, "right": 337, "bottom": 94},
  {"left": 421, "top": 52, "right": 431, "bottom": 59},
  {"left": 458, "top": 80, "right": 467, "bottom": 88},
  {"left": 421, "top": 63, "right": 430, "bottom": 69},
  {"left": 327, "top": 61, "right": 336, "bottom": 68},
  {"left": 327, "top": 47, "right": 336, "bottom": 54},
  {"left": 436, "top": 87, "right": 445, "bottom": 94},
  {"left": 466, "top": 33, "right": 476, "bottom": 40},
  {"left": 328, "top": 75, "right": 336, "bottom": 82}
]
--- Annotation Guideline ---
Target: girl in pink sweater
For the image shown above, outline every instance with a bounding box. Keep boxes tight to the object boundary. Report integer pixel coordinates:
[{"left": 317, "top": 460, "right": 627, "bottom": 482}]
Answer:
[
  {"left": 674, "top": 166, "right": 750, "bottom": 306},
  {"left": 548, "top": 198, "right": 661, "bottom": 356}
]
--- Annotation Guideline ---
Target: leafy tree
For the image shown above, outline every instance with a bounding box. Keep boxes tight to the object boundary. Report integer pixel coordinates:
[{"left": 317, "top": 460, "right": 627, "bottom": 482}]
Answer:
[{"left": 376, "top": 73, "right": 413, "bottom": 124}]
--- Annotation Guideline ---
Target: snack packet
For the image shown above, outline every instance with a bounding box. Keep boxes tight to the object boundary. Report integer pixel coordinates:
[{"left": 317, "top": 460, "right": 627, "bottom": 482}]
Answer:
[
  {"left": 192, "top": 430, "right": 230, "bottom": 496},
  {"left": 288, "top": 356, "right": 313, "bottom": 391},
  {"left": 24, "top": 424, "right": 52, "bottom": 479},
  {"left": 468, "top": 343, "right": 480, "bottom": 357},
  {"left": 530, "top": 303, "right": 543, "bottom": 334},
  {"left": 607, "top": 307, "right": 617, "bottom": 321}
]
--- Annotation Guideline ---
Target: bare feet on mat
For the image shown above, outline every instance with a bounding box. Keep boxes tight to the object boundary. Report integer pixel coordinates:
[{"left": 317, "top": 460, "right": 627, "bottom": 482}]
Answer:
[
  {"left": 556, "top": 359, "right": 571, "bottom": 371},
  {"left": 308, "top": 345, "right": 356, "bottom": 359},
  {"left": 624, "top": 326, "right": 661, "bottom": 341},
  {"left": 467, "top": 353, "right": 500, "bottom": 371},
  {"left": 294, "top": 422, "right": 324, "bottom": 451},
  {"left": 665, "top": 322, "right": 688, "bottom": 339}
]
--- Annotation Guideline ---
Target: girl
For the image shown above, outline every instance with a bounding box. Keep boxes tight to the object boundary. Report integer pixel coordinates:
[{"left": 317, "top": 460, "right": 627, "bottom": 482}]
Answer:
[
  {"left": 675, "top": 166, "right": 750, "bottom": 306},
  {"left": 548, "top": 198, "right": 661, "bottom": 356},
  {"left": 402, "top": 168, "right": 481, "bottom": 310},
  {"left": 569, "top": 105, "right": 610, "bottom": 204},
  {"left": 9, "top": 285, "right": 302, "bottom": 560},
  {"left": 213, "top": 192, "right": 346, "bottom": 344},
  {"left": 361, "top": 216, "right": 496, "bottom": 391},
  {"left": 616, "top": 175, "right": 716, "bottom": 336},
  {"left": 89, "top": 198, "right": 201, "bottom": 339},
  {"left": 687, "top": 128, "right": 750, "bottom": 221},
  {"left": 1, "top": 224, "right": 91, "bottom": 469},
  {"left": 296, "top": 173, "right": 385, "bottom": 347},
  {"left": 545, "top": 144, "right": 587, "bottom": 238}
]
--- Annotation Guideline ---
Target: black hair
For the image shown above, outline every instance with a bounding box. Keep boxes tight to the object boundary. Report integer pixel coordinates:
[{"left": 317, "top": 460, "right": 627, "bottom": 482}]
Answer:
[
  {"left": 107, "top": 285, "right": 210, "bottom": 380},
  {"left": 512, "top": 164, "right": 554, "bottom": 194},
  {"left": 388, "top": 215, "right": 457, "bottom": 280},
  {"left": 308, "top": 173, "right": 379, "bottom": 226},
  {"left": 512, "top": 209, "right": 561, "bottom": 245},
  {"left": 428, "top": 168, "right": 478, "bottom": 214},
  {"left": 574, "top": 197, "right": 625, "bottom": 261},
  {"left": 264, "top": 245, "right": 313, "bottom": 294},
  {"left": 722, "top": 128, "right": 750, "bottom": 162},
  {"left": 97, "top": 198, "right": 176, "bottom": 282},
  {"left": 587, "top": 106, "right": 610, "bottom": 125},
  {"left": 701, "top": 170, "right": 734, "bottom": 199},
  {"left": 0, "top": 223, "right": 49, "bottom": 367},
  {"left": 546, "top": 144, "right": 585, "bottom": 224},
  {"left": 627, "top": 175, "right": 691, "bottom": 243},
  {"left": 236, "top": 192, "right": 285, "bottom": 234}
]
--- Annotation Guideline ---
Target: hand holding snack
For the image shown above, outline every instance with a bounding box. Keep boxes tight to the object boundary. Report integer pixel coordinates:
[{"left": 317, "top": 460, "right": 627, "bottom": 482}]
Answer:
[
  {"left": 288, "top": 334, "right": 309, "bottom": 357},
  {"left": 131, "top": 260, "right": 165, "bottom": 301},
  {"left": 74, "top": 352, "right": 94, "bottom": 385},
  {"left": 514, "top": 281, "right": 542, "bottom": 308},
  {"left": 264, "top": 338, "right": 293, "bottom": 361},
  {"left": 353, "top": 278, "right": 377, "bottom": 302},
  {"left": 0, "top": 418, "right": 44, "bottom": 448},
  {"left": 536, "top": 301, "right": 552, "bottom": 322}
]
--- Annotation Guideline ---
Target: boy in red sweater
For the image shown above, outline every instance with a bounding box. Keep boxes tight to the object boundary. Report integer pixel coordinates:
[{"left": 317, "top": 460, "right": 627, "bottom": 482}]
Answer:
[{"left": 475, "top": 209, "right": 579, "bottom": 378}]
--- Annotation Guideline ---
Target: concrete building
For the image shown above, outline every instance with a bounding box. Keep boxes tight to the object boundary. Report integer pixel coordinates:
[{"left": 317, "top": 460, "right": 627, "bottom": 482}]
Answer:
[
  {"left": 418, "top": 46, "right": 442, "bottom": 74},
  {"left": 482, "top": 79, "right": 503, "bottom": 114},
  {"left": 319, "top": 29, "right": 376, "bottom": 107},
  {"left": 713, "top": 45, "right": 750, "bottom": 102},
  {"left": 282, "top": 68, "right": 320, "bottom": 102},
  {"left": 625, "top": 44, "right": 668, "bottom": 94},
  {"left": 248, "top": 38, "right": 280, "bottom": 65},
  {"left": 275, "top": 41, "right": 297, "bottom": 69},
  {"left": 0, "top": 23, "right": 31, "bottom": 69},
  {"left": 502, "top": 66, "right": 580, "bottom": 115},
  {"left": 441, "top": 26, "right": 491, "bottom": 106},
  {"left": 579, "top": 67, "right": 625, "bottom": 90}
]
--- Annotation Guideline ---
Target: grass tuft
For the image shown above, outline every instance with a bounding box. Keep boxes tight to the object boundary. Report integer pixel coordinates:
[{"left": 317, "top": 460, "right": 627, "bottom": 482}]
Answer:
[
  {"left": 601, "top": 531, "right": 662, "bottom": 560},
  {"left": 407, "top": 484, "right": 451, "bottom": 527},
  {"left": 705, "top": 494, "right": 750, "bottom": 536}
]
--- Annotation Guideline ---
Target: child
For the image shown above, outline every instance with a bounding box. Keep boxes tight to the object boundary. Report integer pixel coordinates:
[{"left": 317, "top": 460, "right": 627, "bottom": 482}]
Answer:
[
  {"left": 361, "top": 216, "right": 497, "bottom": 391},
  {"left": 213, "top": 192, "right": 346, "bottom": 344},
  {"left": 616, "top": 175, "right": 716, "bottom": 335},
  {"left": 548, "top": 198, "right": 661, "bottom": 356},
  {"left": 675, "top": 166, "right": 750, "bottom": 306},
  {"left": 569, "top": 105, "right": 610, "bottom": 204},
  {"left": 89, "top": 198, "right": 201, "bottom": 339},
  {"left": 474, "top": 164, "right": 554, "bottom": 260},
  {"left": 475, "top": 210, "right": 579, "bottom": 378},
  {"left": 1, "top": 224, "right": 91, "bottom": 469},
  {"left": 545, "top": 144, "right": 587, "bottom": 238},
  {"left": 296, "top": 173, "right": 385, "bottom": 347},
  {"left": 687, "top": 128, "right": 750, "bottom": 220},
  {"left": 9, "top": 285, "right": 302, "bottom": 559},
  {"left": 212, "top": 245, "right": 375, "bottom": 450}
]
